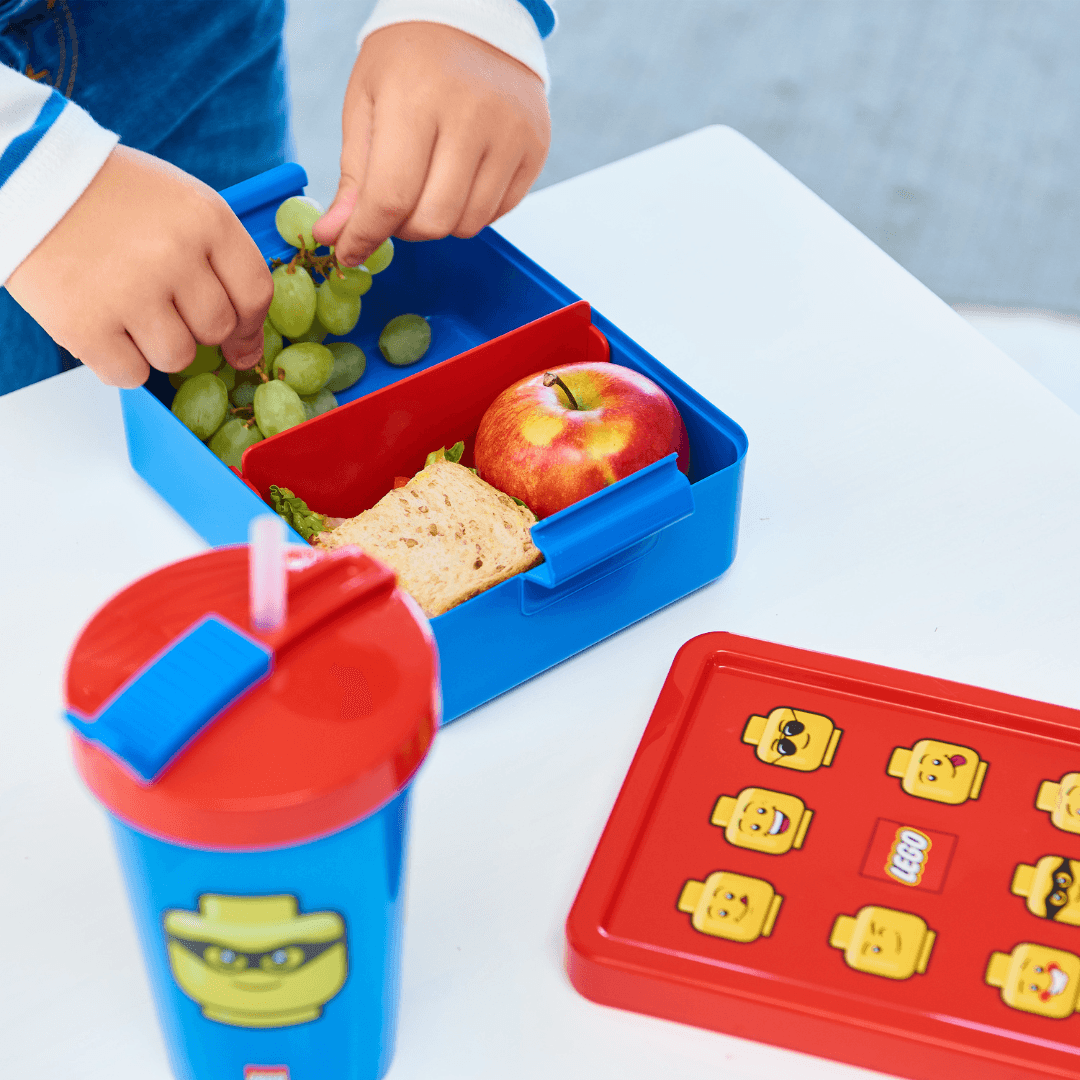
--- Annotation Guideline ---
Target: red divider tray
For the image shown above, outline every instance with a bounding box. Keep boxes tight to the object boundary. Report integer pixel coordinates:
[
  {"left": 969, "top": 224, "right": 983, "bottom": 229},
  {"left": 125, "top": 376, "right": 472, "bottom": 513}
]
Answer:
[{"left": 567, "top": 633, "right": 1080, "bottom": 1080}]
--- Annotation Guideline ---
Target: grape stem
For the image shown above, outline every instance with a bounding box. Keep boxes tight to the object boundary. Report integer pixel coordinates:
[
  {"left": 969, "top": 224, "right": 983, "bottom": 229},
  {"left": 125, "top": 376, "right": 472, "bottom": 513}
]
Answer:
[
  {"left": 543, "top": 371, "right": 580, "bottom": 410},
  {"left": 272, "top": 239, "right": 349, "bottom": 285}
]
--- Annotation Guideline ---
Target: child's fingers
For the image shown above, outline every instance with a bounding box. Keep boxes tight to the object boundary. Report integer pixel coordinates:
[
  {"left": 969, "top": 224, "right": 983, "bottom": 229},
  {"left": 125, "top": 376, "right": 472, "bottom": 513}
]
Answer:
[
  {"left": 207, "top": 217, "right": 275, "bottom": 346},
  {"left": 313, "top": 91, "right": 374, "bottom": 247},
  {"left": 80, "top": 333, "right": 152, "bottom": 389},
  {"left": 493, "top": 153, "right": 543, "bottom": 222},
  {"left": 174, "top": 264, "right": 239, "bottom": 347},
  {"left": 334, "top": 97, "right": 437, "bottom": 266},
  {"left": 451, "top": 146, "right": 525, "bottom": 238},
  {"left": 220, "top": 329, "right": 265, "bottom": 371},
  {"left": 396, "top": 130, "right": 487, "bottom": 241},
  {"left": 127, "top": 304, "right": 198, "bottom": 374}
]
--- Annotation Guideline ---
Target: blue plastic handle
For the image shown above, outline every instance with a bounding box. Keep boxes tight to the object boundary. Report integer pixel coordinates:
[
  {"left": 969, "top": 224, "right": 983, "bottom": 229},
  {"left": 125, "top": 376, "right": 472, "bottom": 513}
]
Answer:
[
  {"left": 525, "top": 454, "right": 694, "bottom": 588},
  {"left": 66, "top": 616, "right": 273, "bottom": 783}
]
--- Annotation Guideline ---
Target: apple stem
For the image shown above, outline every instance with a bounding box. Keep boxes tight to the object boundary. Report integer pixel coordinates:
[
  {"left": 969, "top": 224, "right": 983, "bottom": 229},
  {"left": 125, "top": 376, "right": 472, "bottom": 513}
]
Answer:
[{"left": 543, "top": 371, "right": 580, "bottom": 410}]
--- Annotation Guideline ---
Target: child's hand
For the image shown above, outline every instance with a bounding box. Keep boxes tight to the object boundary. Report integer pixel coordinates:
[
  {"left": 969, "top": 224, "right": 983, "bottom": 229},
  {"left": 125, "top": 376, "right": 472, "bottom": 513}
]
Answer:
[
  {"left": 6, "top": 145, "right": 273, "bottom": 387},
  {"left": 312, "top": 22, "right": 550, "bottom": 266}
]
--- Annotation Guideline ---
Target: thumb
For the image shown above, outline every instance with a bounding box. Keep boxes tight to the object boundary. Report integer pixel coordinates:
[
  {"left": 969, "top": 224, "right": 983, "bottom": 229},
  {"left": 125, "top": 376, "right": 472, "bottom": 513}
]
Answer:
[
  {"left": 312, "top": 180, "right": 358, "bottom": 247},
  {"left": 312, "top": 88, "right": 374, "bottom": 247}
]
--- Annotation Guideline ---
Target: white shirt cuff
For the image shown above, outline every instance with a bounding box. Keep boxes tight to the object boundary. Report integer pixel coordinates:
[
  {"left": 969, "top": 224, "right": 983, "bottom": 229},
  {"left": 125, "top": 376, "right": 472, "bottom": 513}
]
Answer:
[
  {"left": 0, "top": 97, "right": 119, "bottom": 285},
  {"left": 358, "top": 0, "right": 550, "bottom": 89}
]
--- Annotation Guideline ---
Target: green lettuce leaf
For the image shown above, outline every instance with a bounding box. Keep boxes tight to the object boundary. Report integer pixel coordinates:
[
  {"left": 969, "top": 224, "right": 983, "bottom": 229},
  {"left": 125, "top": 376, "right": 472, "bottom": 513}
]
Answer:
[
  {"left": 269, "top": 485, "right": 327, "bottom": 541},
  {"left": 424, "top": 440, "right": 465, "bottom": 467}
]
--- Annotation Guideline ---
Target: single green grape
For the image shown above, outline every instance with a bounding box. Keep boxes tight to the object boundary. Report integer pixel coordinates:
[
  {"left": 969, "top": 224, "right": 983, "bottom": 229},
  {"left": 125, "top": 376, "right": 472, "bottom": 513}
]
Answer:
[
  {"left": 300, "top": 386, "right": 338, "bottom": 417},
  {"left": 325, "top": 342, "right": 366, "bottom": 393},
  {"left": 263, "top": 318, "right": 283, "bottom": 367},
  {"left": 213, "top": 363, "right": 237, "bottom": 392},
  {"left": 275, "top": 195, "right": 324, "bottom": 250},
  {"left": 315, "top": 281, "right": 361, "bottom": 336},
  {"left": 208, "top": 417, "right": 264, "bottom": 468},
  {"left": 254, "top": 379, "right": 306, "bottom": 437},
  {"left": 288, "top": 314, "right": 329, "bottom": 344},
  {"left": 230, "top": 379, "right": 258, "bottom": 409},
  {"left": 268, "top": 265, "right": 316, "bottom": 339},
  {"left": 272, "top": 342, "right": 333, "bottom": 396},
  {"left": 379, "top": 313, "right": 431, "bottom": 367},
  {"left": 171, "top": 372, "right": 228, "bottom": 440},
  {"left": 326, "top": 263, "right": 372, "bottom": 299},
  {"left": 188, "top": 343, "right": 223, "bottom": 376},
  {"left": 365, "top": 238, "right": 394, "bottom": 274}
]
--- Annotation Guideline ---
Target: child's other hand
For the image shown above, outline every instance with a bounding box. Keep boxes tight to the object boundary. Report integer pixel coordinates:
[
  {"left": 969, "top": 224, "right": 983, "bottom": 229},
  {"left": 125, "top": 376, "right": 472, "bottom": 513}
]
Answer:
[
  {"left": 312, "top": 22, "right": 550, "bottom": 266},
  {"left": 5, "top": 145, "right": 273, "bottom": 387}
]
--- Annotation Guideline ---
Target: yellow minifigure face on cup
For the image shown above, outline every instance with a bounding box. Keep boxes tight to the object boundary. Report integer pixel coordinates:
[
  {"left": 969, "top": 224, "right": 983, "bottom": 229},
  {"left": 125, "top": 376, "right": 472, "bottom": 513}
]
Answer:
[
  {"left": 710, "top": 787, "right": 813, "bottom": 855},
  {"left": 742, "top": 708, "right": 842, "bottom": 772},
  {"left": 985, "top": 943, "right": 1080, "bottom": 1019},
  {"left": 1012, "top": 857, "right": 1080, "bottom": 926},
  {"left": 677, "top": 871, "right": 783, "bottom": 943},
  {"left": 1036, "top": 773, "right": 1080, "bottom": 834},
  {"left": 829, "top": 905, "right": 936, "bottom": 980},
  {"left": 164, "top": 894, "right": 347, "bottom": 1028},
  {"left": 887, "top": 739, "right": 987, "bottom": 804}
]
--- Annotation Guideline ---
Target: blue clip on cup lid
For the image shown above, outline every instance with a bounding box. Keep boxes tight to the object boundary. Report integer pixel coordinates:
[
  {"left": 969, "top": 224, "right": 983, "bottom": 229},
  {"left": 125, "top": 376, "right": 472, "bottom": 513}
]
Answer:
[{"left": 65, "top": 615, "right": 272, "bottom": 783}]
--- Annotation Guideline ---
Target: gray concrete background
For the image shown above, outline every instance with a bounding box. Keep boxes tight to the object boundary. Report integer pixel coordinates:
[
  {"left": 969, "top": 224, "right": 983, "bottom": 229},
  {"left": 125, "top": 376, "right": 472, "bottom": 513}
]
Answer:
[{"left": 286, "top": 0, "right": 1080, "bottom": 314}]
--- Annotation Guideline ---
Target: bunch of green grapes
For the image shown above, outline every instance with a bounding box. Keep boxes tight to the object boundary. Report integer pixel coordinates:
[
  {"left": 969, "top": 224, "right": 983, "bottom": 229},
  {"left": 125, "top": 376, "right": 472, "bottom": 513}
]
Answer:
[
  {"left": 270, "top": 196, "right": 431, "bottom": 366},
  {"left": 170, "top": 339, "right": 368, "bottom": 466},
  {"left": 170, "top": 194, "right": 432, "bottom": 466},
  {"left": 268, "top": 195, "right": 393, "bottom": 345}
]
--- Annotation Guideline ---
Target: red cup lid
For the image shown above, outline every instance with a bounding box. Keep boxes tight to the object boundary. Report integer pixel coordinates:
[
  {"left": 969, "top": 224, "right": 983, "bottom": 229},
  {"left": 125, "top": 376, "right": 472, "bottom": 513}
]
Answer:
[{"left": 65, "top": 546, "right": 439, "bottom": 849}]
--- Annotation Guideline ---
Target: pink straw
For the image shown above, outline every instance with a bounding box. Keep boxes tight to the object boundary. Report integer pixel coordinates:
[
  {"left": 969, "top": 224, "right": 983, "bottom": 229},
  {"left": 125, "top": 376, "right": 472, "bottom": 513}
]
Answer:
[{"left": 249, "top": 515, "right": 287, "bottom": 631}]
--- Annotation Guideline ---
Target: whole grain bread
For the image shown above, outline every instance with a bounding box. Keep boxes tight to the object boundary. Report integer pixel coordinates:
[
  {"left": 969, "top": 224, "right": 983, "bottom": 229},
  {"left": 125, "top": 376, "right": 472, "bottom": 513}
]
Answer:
[{"left": 314, "top": 459, "right": 543, "bottom": 616}]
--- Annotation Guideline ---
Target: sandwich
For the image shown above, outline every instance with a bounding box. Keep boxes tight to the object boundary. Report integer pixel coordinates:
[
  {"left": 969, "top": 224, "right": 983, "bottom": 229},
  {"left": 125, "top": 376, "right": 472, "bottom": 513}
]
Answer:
[{"left": 313, "top": 458, "right": 543, "bottom": 616}]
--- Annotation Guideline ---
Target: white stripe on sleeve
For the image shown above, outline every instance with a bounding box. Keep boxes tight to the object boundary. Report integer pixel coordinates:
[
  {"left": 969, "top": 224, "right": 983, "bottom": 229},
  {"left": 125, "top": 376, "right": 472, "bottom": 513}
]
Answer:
[
  {"left": 357, "top": 0, "right": 550, "bottom": 89},
  {"left": 0, "top": 71, "right": 119, "bottom": 284}
]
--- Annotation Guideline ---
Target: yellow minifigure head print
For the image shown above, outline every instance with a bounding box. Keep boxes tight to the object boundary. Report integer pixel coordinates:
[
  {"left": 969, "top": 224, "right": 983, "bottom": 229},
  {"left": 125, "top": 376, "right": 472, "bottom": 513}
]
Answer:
[
  {"left": 1036, "top": 773, "right": 1080, "bottom": 834},
  {"left": 742, "top": 708, "right": 842, "bottom": 772},
  {"left": 164, "top": 894, "right": 347, "bottom": 1028},
  {"left": 985, "top": 943, "right": 1080, "bottom": 1019},
  {"left": 677, "top": 871, "right": 783, "bottom": 943},
  {"left": 829, "top": 905, "right": 936, "bottom": 980},
  {"left": 1012, "top": 857, "right": 1080, "bottom": 926},
  {"left": 710, "top": 787, "right": 813, "bottom": 855},
  {"left": 886, "top": 739, "right": 987, "bottom": 804}
]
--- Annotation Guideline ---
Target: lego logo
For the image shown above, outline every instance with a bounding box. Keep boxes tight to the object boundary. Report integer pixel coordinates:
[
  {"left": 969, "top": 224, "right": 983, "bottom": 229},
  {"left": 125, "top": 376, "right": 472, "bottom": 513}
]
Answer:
[
  {"left": 244, "top": 1068, "right": 289, "bottom": 1080},
  {"left": 886, "top": 828, "right": 931, "bottom": 886}
]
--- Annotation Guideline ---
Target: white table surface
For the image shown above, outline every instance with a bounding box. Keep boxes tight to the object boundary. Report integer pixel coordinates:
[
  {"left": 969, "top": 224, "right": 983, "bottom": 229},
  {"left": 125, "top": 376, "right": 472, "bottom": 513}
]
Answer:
[{"left": 3, "top": 126, "right": 1080, "bottom": 1080}]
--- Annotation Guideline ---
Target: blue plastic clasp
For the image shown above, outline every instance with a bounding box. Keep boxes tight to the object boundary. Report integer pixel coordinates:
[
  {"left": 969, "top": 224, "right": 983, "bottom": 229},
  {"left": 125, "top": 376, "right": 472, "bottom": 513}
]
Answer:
[
  {"left": 525, "top": 454, "right": 694, "bottom": 588},
  {"left": 65, "top": 616, "right": 273, "bottom": 784}
]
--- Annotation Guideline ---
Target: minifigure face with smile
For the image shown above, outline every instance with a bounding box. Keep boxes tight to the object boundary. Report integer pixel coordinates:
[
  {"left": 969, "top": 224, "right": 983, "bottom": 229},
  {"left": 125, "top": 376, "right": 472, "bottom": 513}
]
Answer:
[
  {"left": 986, "top": 944, "right": 1080, "bottom": 1019},
  {"left": 711, "top": 787, "right": 812, "bottom": 855},
  {"left": 677, "top": 870, "right": 783, "bottom": 943}
]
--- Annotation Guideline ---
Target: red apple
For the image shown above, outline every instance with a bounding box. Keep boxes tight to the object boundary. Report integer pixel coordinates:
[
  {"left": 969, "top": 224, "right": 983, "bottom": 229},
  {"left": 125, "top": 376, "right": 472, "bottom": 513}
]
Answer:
[{"left": 473, "top": 361, "right": 688, "bottom": 519}]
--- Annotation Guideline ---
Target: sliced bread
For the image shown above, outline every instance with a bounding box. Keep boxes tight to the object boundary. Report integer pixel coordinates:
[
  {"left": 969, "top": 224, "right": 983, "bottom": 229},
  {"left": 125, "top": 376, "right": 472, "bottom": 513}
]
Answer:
[{"left": 314, "top": 459, "right": 543, "bottom": 616}]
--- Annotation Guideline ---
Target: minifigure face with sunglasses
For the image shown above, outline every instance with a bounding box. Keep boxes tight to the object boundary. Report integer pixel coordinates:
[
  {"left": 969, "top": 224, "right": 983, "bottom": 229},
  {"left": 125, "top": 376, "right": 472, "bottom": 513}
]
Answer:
[{"left": 742, "top": 708, "right": 843, "bottom": 772}]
